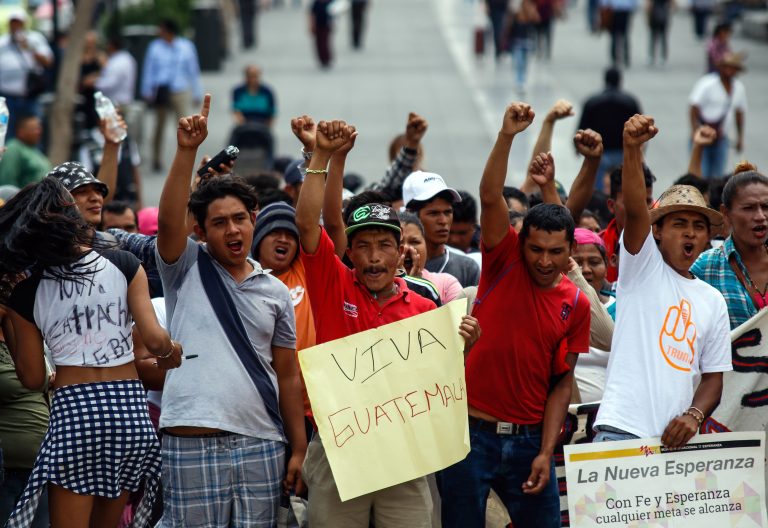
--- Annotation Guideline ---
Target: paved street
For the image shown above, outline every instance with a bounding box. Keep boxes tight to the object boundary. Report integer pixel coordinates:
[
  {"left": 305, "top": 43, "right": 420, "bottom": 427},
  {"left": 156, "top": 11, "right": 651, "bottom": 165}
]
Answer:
[{"left": 140, "top": 0, "right": 768, "bottom": 204}]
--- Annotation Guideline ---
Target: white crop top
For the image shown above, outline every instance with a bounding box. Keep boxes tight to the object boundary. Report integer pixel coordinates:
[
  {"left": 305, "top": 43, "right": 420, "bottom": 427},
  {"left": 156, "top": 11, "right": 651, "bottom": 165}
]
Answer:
[{"left": 9, "top": 249, "right": 141, "bottom": 367}]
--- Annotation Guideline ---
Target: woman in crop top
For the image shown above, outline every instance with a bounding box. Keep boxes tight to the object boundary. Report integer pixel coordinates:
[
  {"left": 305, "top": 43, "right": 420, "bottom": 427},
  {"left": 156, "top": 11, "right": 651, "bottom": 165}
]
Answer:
[{"left": 0, "top": 175, "right": 182, "bottom": 528}]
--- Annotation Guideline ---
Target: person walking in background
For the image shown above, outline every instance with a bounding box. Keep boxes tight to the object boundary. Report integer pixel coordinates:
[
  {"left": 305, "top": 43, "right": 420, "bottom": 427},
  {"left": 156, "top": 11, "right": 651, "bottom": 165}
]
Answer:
[
  {"left": 350, "top": 0, "right": 370, "bottom": 50},
  {"left": 647, "top": 0, "right": 671, "bottom": 65},
  {"left": 96, "top": 36, "right": 138, "bottom": 109},
  {"left": 601, "top": 0, "right": 638, "bottom": 67},
  {"left": 578, "top": 67, "right": 642, "bottom": 190},
  {"left": 238, "top": 0, "right": 260, "bottom": 49},
  {"left": 689, "top": 52, "right": 747, "bottom": 178},
  {"left": 691, "top": 0, "right": 715, "bottom": 39},
  {"left": 0, "top": 10, "right": 53, "bottom": 140},
  {"left": 706, "top": 21, "right": 731, "bottom": 73},
  {"left": 535, "top": 0, "right": 556, "bottom": 60},
  {"left": 486, "top": 0, "right": 510, "bottom": 60},
  {"left": 508, "top": 0, "right": 540, "bottom": 94},
  {"left": 310, "top": 0, "right": 334, "bottom": 69},
  {"left": 141, "top": 19, "right": 203, "bottom": 172},
  {"left": 231, "top": 65, "right": 277, "bottom": 127}
]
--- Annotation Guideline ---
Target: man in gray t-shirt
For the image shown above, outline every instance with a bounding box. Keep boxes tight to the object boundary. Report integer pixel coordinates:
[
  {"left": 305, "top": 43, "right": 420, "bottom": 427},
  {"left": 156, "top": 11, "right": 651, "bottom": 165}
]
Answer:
[
  {"left": 402, "top": 170, "right": 480, "bottom": 287},
  {"left": 154, "top": 97, "right": 307, "bottom": 527}
]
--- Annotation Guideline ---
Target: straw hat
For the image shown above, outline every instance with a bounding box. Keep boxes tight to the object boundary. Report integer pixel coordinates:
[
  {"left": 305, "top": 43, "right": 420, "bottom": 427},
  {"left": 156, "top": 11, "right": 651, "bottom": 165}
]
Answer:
[
  {"left": 649, "top": 185, "right": 723, "bottom": 228},
  {"left": 717, "top": 52, "right": 746, "bottom": 72}
]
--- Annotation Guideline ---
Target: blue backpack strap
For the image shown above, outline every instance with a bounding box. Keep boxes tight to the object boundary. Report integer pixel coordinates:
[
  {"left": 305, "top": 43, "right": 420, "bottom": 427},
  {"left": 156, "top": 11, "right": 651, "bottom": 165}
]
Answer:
[{"left": 196, "top": 246, "right": 284, "bottom": 436}]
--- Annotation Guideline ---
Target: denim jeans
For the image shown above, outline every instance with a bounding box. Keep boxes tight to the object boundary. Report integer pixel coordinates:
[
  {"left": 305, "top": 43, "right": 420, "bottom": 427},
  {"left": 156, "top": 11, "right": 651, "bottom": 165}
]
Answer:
[
  {"left": 700, "top": 136, "right": 729, "bottom": 179},
  {"left": 438, "top": 422, "right": 561, "bottom": 528},
  {"left": 513, "top": 40, "right": 532, "bottom": 88},
  {"left": 593, "top": 425, "right": 640, "bottom": 442},
  {"left": 597, "top": 149, "right": 624, "bottom": 192}
]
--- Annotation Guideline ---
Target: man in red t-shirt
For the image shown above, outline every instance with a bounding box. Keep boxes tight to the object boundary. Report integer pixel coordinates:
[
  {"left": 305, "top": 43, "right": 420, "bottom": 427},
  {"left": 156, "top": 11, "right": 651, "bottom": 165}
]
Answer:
[
  {"left": 439, "top": 103, "right": 591, "bottom": 528},
  {"left": 295, "top": 119, "right": 480, "bottom": 528}
]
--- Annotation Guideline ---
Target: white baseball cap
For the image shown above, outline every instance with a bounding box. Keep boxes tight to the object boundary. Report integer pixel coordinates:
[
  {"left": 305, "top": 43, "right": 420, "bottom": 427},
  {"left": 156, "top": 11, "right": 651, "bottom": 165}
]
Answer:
[
  {"left": 402, "top": 171, "right": 461, "bottom": 209},
  {"left": 8, "top": 9, "right": 28, "bottom": 22}
]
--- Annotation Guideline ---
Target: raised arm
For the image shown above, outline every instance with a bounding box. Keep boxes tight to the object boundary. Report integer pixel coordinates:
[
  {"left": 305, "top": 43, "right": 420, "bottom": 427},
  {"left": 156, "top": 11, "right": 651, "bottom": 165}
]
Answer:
[
  {"left": 369, "top": 112, "right": 428, "bottom": 196},
  {"left": 480, "top": 103, "right": 535, "bottom": 250},
  {"left": 622, "top": 114, "right": 658, "bottom": 254},
  {"left": 96, "top": 114, "right": 128, "bottom": 204},
  {"left": 324, "top": 128, "right": 358, "bottom": 258},
  {"left": 157, "top": 94, "right": 210, "bottom": 264},
  {"left": 295, "top": 120, "right": 354, "bottom": 254},
  {"left": 520, "top": 99, "right": 573, "bottom": 194},
  {"left": 566, "top": 129, "right": 604, "bottom": 221},
  {"left": 687, "top": 125, "right": 716, "bottom": 178},
  {"left": 529, "top": 152, "right": 562, "bottom": 206}
]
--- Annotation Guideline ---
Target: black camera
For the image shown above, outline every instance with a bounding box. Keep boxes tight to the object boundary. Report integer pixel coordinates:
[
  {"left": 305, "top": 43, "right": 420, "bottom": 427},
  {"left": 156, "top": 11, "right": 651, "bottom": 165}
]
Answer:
[{"left": 197, "top": 146, "right": 239, "bottom": 177}]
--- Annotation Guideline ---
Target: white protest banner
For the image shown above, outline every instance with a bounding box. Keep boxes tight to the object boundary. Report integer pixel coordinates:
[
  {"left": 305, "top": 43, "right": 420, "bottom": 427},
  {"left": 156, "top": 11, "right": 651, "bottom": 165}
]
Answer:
[
  {"left": 299, "top": 299, "right": 470, "bottom": 501},
  {"left": 564, "top": 431, "right": 767, "bottom": 527}
]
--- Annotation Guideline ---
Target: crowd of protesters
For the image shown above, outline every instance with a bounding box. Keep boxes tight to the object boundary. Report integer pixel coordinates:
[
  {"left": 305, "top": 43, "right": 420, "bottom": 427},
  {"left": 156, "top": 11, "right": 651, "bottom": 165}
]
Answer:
[{"left": 0, "top": 3, "right": 766, "bottom": 527}]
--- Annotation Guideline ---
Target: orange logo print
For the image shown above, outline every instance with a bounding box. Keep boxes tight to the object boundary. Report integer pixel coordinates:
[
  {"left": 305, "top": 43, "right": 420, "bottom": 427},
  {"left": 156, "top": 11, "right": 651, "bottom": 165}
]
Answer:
[{"left": 658, "top": 299, "right": 697, "bottom": 372}]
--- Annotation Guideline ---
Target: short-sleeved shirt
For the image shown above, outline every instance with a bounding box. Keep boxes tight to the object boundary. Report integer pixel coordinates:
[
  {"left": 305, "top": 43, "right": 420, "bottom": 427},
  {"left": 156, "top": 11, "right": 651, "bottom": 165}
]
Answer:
[
  {"left": 156, "top": 239, "right": 296, "bottom": 441},
  {"left": 468, "top": 226, "right": 590, "bottom": 424},
  {"left": 301, "top": 228, "right": 436, "bottom": 346},
  {"left": 689, "top": 73, "right": 747, "bottom": 138},
  {"left": 232, "top": 84, "right": 276, "bottom": 124},
  {"left": 691, "top": 236, "right": 758, "bottom": 330},
  {"left": 0, "top": 139, "right": 51, "bottom": 188},
  {"left": 425, "top": 249, "right": 480, "bottom": 287},
  {"left": 595, "top": 232, "right": 733, "bottom": 438},
  {"left": 9, "top": 249, "right": 140, "bottom": 367},
  {"left": 0, "top": 31, "right": 53, "bottom": 96}
]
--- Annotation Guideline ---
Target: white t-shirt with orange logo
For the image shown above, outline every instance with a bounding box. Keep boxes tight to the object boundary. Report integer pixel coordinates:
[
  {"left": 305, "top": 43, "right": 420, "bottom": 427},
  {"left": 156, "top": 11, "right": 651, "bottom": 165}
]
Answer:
[{"left": 595, "top": 232, "right": 732, "bottom": 438}]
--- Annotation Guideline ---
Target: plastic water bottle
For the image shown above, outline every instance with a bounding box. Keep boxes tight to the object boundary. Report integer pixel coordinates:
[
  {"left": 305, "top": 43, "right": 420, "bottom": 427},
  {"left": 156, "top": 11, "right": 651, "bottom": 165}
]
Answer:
[
  {"left": 94, "top": 91, "right": 127, "bottom": 142},
  {"left": 0, "top": 97, "right": 9, "bottom": 158}
]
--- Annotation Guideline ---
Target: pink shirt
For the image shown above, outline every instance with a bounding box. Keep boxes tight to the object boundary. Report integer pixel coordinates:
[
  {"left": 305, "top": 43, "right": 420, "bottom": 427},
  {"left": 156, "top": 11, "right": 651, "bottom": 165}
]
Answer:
[{"left": 422, "top": 269, "right": 463, "bottom": 303}]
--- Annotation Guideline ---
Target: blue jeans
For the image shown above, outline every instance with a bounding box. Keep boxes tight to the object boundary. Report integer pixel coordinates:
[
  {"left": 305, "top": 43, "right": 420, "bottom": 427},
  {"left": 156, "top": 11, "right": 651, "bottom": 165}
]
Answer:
[
  {"left": 438, "top": 422, "right": 561, "bottom": 528},
  {"left": 700, "top": 136, "right": 729, "bottom": 179},
  {"left": 593, "top": 426, "right": 639, "bottom": 442},
  {"left": 598, "top": 148, "right": 624, "bottom": 192}
]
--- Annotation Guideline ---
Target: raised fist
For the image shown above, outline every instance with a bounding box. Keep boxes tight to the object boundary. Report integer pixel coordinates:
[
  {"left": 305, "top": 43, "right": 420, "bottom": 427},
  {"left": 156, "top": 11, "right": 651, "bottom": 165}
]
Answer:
[
  {"left": 291, "top": 115, "right": 317, "bottom": 152},
  {"left": 501, "top": 103, "right": 535, "bottom": 137},
  {"left": 316, "top": 120, "right": 355, "bottom": 153},
  {"left": 528, "top": 152, "right": 555, "bottom": 188},
  {"left": 177, "top": 94, "right": 210, "bottom": 150},
  {"left": 405, "top": 112, "right": 428, "bottom": 147},
  {"left": 336, "top": 126, "right": 359, "bottom": 156},
  {"left": 623, "top": 114, "right": 658, "bottom": 147},
  {"left": 574, "top": 129, "right": 604, "bottom": 159},
  {"left": 546, "top": 99, "right": 574, "bottom": 123},
  {"left": 692, "top": 125, "right": 717, "bottom": 147}
]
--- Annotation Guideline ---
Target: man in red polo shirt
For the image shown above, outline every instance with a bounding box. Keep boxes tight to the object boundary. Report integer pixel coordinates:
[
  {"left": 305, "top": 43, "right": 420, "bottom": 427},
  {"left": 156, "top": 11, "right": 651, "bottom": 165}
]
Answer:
[
  {"left": 439, "top": 103, "right": 591, "bottom": 528},
  {"left": 295, "top": 119, "right": 480, "bottom": 528}
]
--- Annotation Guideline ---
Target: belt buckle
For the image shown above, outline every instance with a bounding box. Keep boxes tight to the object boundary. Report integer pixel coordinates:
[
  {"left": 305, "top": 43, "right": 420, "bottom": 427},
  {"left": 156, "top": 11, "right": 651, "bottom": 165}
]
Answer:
[{"left": 496, "top": 422, "right": 518, "bottom": 435}]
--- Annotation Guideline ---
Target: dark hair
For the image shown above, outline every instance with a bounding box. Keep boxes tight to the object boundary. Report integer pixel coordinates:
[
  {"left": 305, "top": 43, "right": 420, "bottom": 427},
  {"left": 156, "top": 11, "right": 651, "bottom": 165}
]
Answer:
[
  {"left": 509, "top": 210, "right": 525, "bottom": 226},
  {"left": 503, "top": 186, "right": 529, "bottom": 210},
  {"left": 160, "top": 18, "right": 179, "bottom": 35},
  {"left": 343, "top": 173, "right": 364, "bottom": 193},
  {"left": 0, "top": 177, "right": 99, "bottom": 293},
  {"left": 408, "top": 190, "right": 456, "bottom": 214},
  {"left": 271, "top": 156, "right": 294, "bottom": 175},
  {"left": 343, "top": 190, "right": 388, "bottom": 226},
  {"left": 519, "top": 203, "right": 575, "bottom": 244},
  {"left": 721, "top": 162, "right": 768, "bottom": 209},
  {"left": 399, "top": 211, "right": 424, "bottom": 236},
  {"left": 14, "top": 114, "right": 38, "bottom": 133},
  {"left": 674, "top": 174, "right": 710, "bottom": 196},
  {"left": 107, "top": 35, "right": 123, "bottom": 49},
  {"left": 452, "top": 190, "right": 477, "bottom": 223},
  {"left": 586, "top": 191, "right": 612, "bottom": 226},
  {"left": 580, "top": 208, "right": 603, "bottom": 229},
  {"left": 103, "top": 200, "right": 134, "bottom": 217},
  {"left": 713, "top": 21, "right": 732, "bottom": 38},
  {"left": 188, "top": 176, "right": 258, "bottom": 229},
  {"left": 605, "top": 67, "right": 621, "bottom": 89},
  {"left": 708, "top": 176, "right": 729, "bottom": 210},
  {"left": 609, "top": 163, "right": 656, "bottom": 199},
  {"left": 243, "top": 172, "right": 281, "bottom": 194},
  {"left": 257, "top": 189, "right": 293, "bottom": 209}
]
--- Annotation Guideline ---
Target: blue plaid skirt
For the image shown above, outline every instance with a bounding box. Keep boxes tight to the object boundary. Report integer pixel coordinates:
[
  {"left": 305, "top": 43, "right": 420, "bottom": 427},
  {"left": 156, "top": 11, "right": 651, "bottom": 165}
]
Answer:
[{"left": 4, "top": 379, "right": 161, "bottom": 528}]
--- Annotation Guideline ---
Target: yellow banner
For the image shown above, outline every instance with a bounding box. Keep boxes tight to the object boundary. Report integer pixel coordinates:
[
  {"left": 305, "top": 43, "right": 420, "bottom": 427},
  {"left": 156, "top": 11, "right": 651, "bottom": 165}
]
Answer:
[{"left": 299, "top": 299, "right": 470, "bottom": 501}]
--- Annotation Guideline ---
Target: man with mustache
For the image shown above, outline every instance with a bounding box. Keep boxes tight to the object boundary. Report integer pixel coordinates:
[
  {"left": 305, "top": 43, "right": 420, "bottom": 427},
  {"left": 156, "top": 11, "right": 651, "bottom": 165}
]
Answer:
[{"left": 296, "top": 119, "right": 480, "bottom": 527}]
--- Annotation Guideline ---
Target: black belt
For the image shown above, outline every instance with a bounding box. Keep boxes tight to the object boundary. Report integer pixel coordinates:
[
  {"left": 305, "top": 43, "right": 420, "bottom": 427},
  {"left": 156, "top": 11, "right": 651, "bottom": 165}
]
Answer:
[
  {"left": 162, "top": 429, "right": 233, "bottom": 438},
  {"left": 469, "top": 416, "right": 542, "bottom": 436}
]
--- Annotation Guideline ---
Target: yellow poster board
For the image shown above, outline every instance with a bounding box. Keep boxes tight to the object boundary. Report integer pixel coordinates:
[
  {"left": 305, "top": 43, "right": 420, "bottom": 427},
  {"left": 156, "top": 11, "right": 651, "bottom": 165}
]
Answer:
[{"left": 299, "top": 299, "right": 471, "bottom": 501}]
